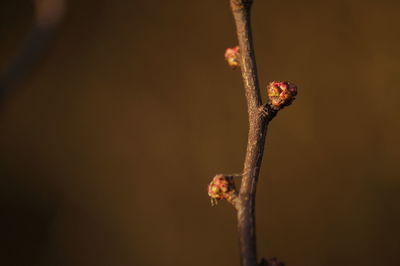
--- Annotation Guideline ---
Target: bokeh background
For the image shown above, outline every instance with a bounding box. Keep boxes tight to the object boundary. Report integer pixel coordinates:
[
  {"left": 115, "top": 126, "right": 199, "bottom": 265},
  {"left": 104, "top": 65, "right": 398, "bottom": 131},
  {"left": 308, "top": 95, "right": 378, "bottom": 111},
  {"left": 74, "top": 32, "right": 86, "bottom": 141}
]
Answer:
[{"left": 0, "top": 0, "right": 399, "bottom": 265}]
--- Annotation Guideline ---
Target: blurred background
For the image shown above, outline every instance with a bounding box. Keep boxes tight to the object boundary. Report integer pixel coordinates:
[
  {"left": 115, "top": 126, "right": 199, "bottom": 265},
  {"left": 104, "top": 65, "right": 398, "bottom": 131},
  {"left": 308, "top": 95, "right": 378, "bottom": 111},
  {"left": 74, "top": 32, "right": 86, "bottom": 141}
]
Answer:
[{"left": 0, "top": 0, "right": 399, "bottom": 265}]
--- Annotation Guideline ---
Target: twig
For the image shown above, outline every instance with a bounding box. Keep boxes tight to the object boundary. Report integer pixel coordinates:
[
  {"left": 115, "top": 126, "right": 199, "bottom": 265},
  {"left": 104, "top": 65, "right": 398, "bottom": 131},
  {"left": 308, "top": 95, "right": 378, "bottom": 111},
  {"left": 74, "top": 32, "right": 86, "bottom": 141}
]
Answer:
[
  {"left": 208, "top": 1, "right": 297, "bottom": 266},
  {"left": 231, "top": 1, "right": 269, "bottom": 265}
]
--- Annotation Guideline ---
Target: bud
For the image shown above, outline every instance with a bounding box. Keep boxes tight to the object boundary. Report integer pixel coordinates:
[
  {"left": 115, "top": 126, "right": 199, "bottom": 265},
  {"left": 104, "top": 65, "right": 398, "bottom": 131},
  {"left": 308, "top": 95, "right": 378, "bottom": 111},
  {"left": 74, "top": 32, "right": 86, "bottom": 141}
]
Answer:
[
  {"left": 267, "top": 81, "right": 298, "bottom": 109},
  {"left": 208, "top": 174, "right": 238, "bottom": 206},
  {"left": 224, "top": 46, "right": 240, "bottom": 69}
]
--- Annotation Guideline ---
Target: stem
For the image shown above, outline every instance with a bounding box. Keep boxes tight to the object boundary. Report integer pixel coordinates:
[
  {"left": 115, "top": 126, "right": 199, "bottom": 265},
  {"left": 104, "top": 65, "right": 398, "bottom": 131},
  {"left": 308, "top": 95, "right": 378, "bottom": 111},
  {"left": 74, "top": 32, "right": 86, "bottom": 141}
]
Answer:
[
  {"left": 230, "top": 1, "right": 269, "bottom": 266},
  {"left": 211, "top": 2, "right": 296, "bottom": 265}
]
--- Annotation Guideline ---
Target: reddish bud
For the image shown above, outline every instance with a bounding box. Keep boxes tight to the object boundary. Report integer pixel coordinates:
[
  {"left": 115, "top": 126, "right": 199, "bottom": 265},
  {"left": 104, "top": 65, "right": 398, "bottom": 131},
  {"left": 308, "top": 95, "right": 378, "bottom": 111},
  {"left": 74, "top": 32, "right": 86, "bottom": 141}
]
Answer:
[
  {"left": 267, "top": 81, "right": 298, "bottom": 109},
  {"left": 208, "top": 174, "right": 238, "bottom": 206},
  {"left": 224, "top": 46, "right": 240, "bottom": 69}
]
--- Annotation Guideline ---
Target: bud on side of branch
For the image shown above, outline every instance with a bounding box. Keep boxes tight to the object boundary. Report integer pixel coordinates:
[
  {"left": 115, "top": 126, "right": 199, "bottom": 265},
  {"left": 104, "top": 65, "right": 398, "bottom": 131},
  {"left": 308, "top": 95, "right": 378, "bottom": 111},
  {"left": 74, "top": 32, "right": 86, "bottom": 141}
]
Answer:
[
  {"left": 208, "top": 174, "right": 239, "bottom": 207},
  {"left": 267, "top": 81, "right": 298, "bottom": 110},
  {"left": 224, "top": 46, "right": 241, "bottom": 69}
]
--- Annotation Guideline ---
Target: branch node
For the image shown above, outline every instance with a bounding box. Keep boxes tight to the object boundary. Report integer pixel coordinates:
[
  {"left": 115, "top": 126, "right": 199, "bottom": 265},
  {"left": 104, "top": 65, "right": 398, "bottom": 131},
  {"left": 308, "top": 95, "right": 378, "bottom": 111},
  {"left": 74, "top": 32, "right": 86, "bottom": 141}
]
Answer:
[{"left": 258, "top": 105, "right": 269, "bottom": 118}]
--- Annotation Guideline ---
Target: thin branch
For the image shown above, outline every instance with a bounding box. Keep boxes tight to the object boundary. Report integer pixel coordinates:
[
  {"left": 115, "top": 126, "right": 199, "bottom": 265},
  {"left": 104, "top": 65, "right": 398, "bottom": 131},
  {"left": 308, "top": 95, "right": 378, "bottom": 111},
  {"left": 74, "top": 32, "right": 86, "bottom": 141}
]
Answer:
[
  {"left": 208, "top": 1, "right": 297, "bottom": 266},
  {"left": 230, "top": 1, "right": 268, "bottom": 265}
]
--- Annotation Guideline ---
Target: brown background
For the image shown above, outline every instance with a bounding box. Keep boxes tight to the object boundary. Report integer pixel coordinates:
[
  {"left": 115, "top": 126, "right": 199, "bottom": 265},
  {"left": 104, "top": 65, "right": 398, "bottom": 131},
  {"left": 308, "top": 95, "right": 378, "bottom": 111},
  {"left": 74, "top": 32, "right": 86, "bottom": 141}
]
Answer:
[{"left": 0, "top": 0, "right": 399, "bottom": 265}]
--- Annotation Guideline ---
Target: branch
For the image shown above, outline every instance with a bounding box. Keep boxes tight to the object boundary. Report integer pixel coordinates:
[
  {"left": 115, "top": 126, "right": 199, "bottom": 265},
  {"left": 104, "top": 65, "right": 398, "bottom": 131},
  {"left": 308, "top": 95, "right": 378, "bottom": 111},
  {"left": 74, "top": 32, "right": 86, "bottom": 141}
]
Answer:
[
  {"left": 230, "top": 2, "right": 269, "bottom": 265},
  {"left": 208, "top": 1, "right": 298, "bottom": 266}
]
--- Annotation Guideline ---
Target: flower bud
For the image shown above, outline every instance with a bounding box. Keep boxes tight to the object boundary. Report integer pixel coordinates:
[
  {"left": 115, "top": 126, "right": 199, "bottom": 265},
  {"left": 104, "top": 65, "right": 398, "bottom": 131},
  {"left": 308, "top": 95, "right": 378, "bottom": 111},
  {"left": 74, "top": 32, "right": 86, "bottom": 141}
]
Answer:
[
  {"left": 208, "top": 174, "right": 237, "bottom": 206},
  {"left": 267, "top": 81, "right": 297, "bottom": 109},
  {"left": 224, "top": 46, "right": 240, "bottom": 69}
]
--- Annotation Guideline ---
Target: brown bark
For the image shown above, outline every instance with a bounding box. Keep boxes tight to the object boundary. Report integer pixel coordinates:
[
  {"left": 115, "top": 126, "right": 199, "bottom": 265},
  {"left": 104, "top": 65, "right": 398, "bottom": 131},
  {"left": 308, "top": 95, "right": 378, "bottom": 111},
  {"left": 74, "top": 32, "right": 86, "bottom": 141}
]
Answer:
[
  {"left": 211, "top": 1, "right": 297, "bottom": 265},
  {"left": 230, "top": 1, "right": 281, "bottom": 265}
]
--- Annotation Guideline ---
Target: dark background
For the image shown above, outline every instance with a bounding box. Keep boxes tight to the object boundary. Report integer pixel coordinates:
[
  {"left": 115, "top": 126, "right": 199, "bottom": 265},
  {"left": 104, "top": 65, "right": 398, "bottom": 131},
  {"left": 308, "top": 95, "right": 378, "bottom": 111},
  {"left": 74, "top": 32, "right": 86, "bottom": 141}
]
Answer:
[{"left": 0, "top": 0, "right": 399, "bottom": 265}]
